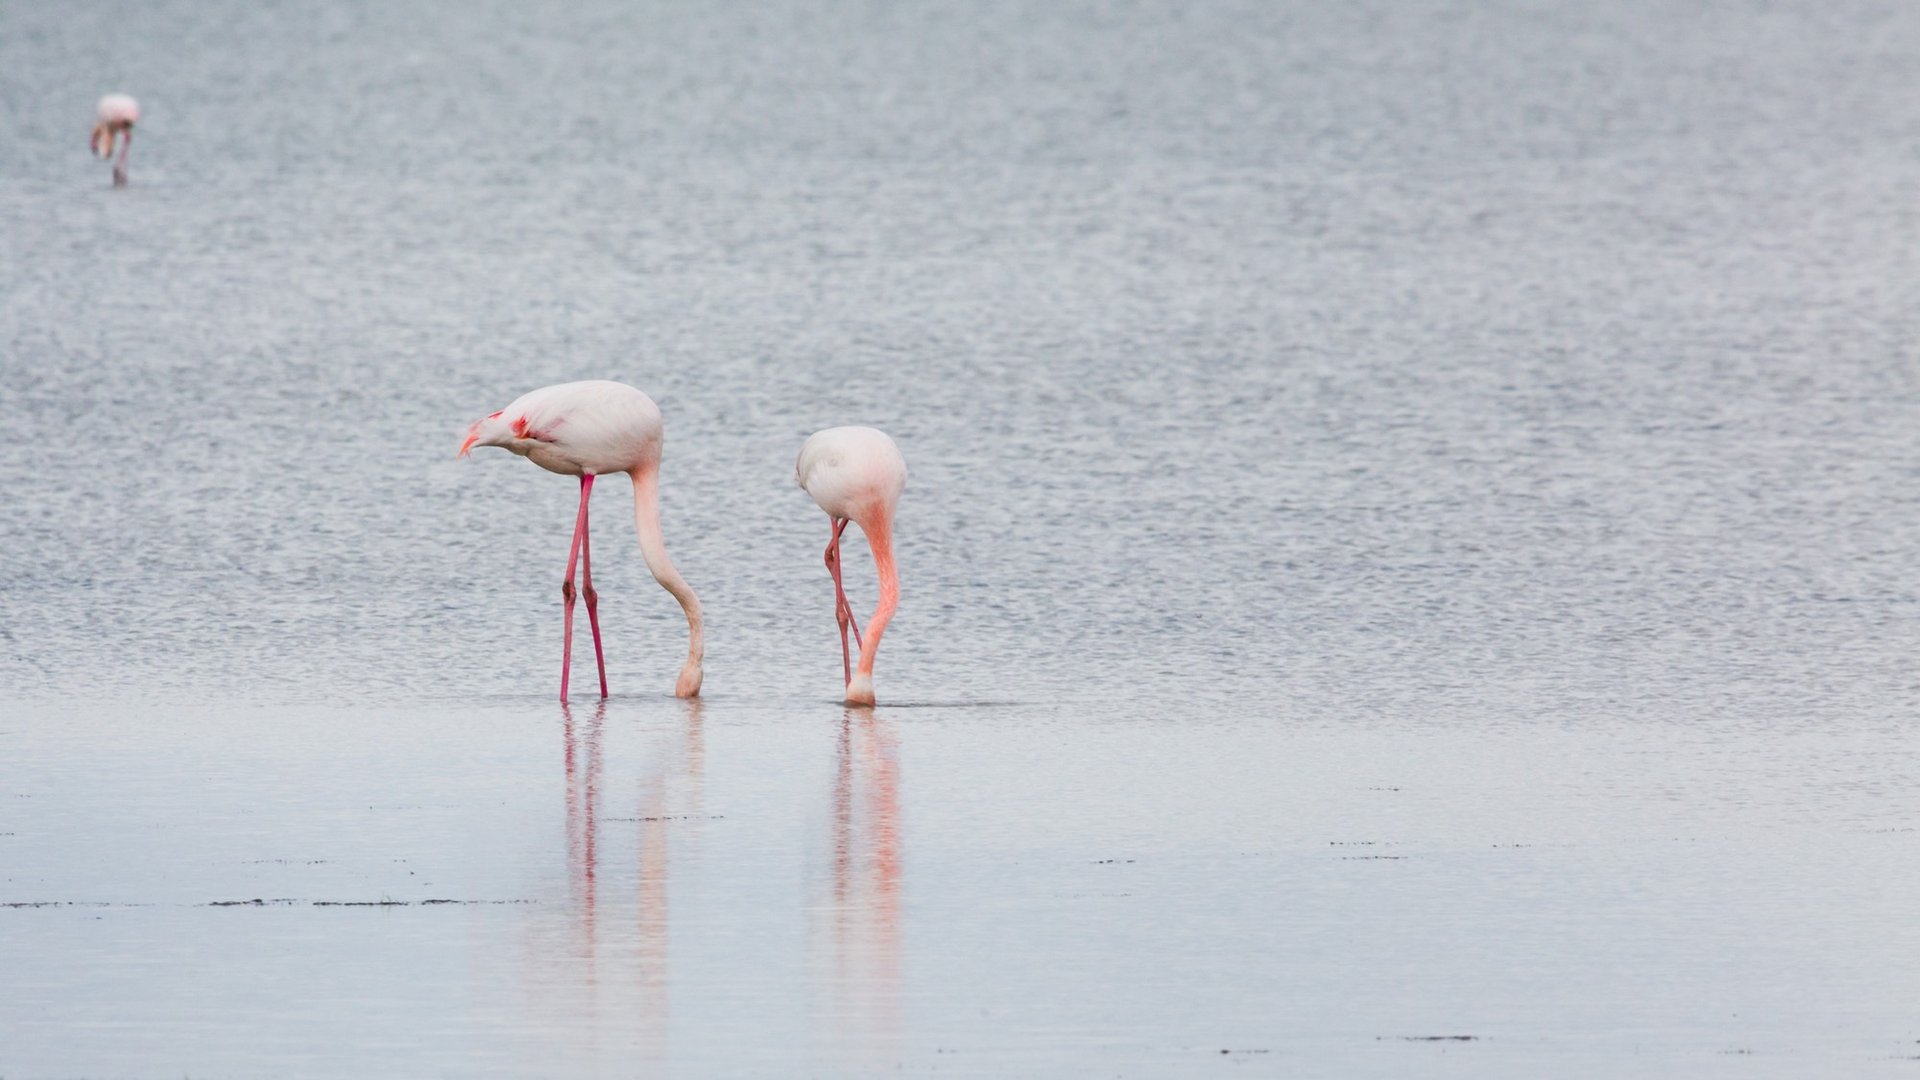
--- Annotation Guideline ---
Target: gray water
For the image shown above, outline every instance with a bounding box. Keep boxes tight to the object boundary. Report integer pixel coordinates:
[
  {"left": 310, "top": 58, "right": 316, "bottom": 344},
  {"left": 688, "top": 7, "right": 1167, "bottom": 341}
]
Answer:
[{"left": 4, "top": 0, "right": 1920, "bottom": 1075}]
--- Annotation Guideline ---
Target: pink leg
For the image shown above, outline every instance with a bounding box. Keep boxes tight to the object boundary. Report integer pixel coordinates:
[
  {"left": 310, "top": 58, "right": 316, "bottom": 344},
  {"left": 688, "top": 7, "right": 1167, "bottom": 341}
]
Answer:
[
  {"left": 559, "top": 474, "right": 597, "bottom": 700},
  {"left": 825, "top": 517, "right": 862, "bottom": 687},
  {"left": 113, "top": 128, "right": 131, "bottom": 188},
  {"left": 580, "top": 483, "right": 609, "bottom": 698},
  {"left": 839, "top": 525, "right": 863, "bottom": 654}
]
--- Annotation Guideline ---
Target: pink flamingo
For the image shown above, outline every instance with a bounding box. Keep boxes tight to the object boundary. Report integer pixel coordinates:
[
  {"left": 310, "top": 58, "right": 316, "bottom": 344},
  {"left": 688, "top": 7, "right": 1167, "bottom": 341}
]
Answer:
[
  {"left": 797, "top": 427, "right": 906, "bottom": 706},
  {"left": 461, "top": 380, "right": 704, "bottom": 700},
  {"left": 90, "top": 93, "right": 139, "bottom": 188}
]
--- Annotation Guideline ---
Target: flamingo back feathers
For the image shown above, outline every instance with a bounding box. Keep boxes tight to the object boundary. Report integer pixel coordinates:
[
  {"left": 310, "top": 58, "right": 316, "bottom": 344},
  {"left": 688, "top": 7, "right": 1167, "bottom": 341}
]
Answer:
[{"left": 796, "top": 426, "right": 907, "bottom": 522}]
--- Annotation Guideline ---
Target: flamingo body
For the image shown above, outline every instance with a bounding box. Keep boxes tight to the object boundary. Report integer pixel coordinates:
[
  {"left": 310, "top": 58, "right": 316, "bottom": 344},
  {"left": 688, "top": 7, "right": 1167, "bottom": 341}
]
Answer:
[
  {"left": 462, "top": 381, "right": 704, "bottom": 699},
  {"left": 91, "top": 93, "right": 139, "bottom": 187},
  {"left": 95, "top": 93, "right": 139, "bottom": 129},
  {"left": 464, "top": 379, "right": 664, "bottom": 476},
  {"left": 797, "top": 426, "right": 906, "bottom": 706},
  {"left": 797, "top": 426, "right": 908, "bottom": 522}
]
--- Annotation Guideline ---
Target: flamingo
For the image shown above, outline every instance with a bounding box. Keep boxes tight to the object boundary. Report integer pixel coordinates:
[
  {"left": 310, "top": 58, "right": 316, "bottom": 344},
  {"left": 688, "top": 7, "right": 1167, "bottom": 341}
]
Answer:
[
  {"left": 796, "top": 427, "right": 906, "bottom": 706},
  {"left": 460, "top": 380, "right": 704, "bottom": 700},
  {"left": 90, "top": 93, "right": 139, "bottom": 188}
]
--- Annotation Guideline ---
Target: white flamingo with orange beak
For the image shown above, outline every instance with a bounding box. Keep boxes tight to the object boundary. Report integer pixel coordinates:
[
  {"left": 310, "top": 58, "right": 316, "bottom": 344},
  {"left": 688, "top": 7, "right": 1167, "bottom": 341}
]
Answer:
[
  {"left": 461, "top": 381, "right": 704, "bottom": 701},
  {"left": 91, "top": 93, "right": 139, "bottom": 187}
]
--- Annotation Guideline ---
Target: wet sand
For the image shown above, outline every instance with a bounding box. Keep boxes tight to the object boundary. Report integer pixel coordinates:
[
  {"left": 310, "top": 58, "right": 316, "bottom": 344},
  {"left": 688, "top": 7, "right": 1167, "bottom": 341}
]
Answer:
[{"left": 6, "top": 696, "right": 1918, "bottom": 1076}]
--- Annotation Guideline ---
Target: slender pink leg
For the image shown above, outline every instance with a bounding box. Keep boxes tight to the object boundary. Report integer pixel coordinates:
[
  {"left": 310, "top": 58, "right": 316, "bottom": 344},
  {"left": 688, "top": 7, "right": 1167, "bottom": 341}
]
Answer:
[
  {"left": 580, "top": 482, "right": 609, "bottom": 698},
  {"left": 840, "top": 525, "right": 863, "bottom": 654},
  {"left": 559, "top": 474, "right": 597, "bottom": 700},
  {"left": 825, "top": 517, "right": 862, "bottom": 687},
  {"left": 113, "top": 128, "right": 132, "bottom": 188}
]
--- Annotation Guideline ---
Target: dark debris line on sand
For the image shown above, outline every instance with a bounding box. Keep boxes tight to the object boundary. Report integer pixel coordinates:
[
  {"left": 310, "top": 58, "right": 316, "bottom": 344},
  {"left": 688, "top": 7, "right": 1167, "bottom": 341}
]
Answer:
[
  {"left": 2, "top": 901, "right": 145, "bottom": 909},
  {"left": 5, "top": 899, "right": 539, "bottom": 908},
  {"left": 228, "top": 898, "right": 539, "bottom": 907}
]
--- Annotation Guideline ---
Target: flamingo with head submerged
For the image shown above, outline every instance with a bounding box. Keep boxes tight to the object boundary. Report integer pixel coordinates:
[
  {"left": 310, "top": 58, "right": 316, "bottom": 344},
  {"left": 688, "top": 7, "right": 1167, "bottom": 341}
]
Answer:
[
  {"left": 91, "top": 93, "right": 139, "bottom": 187},
  {"left": 461, "top": 380, "right": 704, "bottom": 700},
  {"left": 796, "top": 426, "right": 906, "bottom": 706}
]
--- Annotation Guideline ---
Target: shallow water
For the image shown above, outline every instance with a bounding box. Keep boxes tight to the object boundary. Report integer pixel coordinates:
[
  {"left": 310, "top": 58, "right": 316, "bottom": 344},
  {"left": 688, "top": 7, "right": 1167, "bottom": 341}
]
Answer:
[{"left": 4, "top": 0, "right": 1920, "bottom": 1075}]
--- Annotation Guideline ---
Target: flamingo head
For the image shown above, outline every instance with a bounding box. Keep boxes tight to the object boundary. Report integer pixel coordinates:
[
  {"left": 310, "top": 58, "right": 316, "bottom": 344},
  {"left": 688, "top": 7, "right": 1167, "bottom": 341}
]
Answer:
[
  {"left": 675, "top": 658, "right": 703, "bottom": 699},
  {"left": 89, "top": 120, "right": 134, "bottom": 158},
  {"left": 458, "top": 411, "right": 513, "bottom": 458},
  {"left": 844, "top": 672, "right": 875, "bottom": 707}
]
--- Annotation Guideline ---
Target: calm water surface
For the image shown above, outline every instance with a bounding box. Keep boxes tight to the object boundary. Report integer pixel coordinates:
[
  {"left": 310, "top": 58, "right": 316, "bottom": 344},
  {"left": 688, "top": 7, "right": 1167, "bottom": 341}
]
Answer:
[{"left": 3, "top": 0, "right": 1919, "bottom": 1075}]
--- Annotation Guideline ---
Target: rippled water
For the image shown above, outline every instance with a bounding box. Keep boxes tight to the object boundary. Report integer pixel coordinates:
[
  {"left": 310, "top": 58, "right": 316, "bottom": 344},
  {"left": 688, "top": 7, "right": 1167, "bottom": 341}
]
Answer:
[{"left": 4, "top": 0, "right": 1919, "bottom": 1075}]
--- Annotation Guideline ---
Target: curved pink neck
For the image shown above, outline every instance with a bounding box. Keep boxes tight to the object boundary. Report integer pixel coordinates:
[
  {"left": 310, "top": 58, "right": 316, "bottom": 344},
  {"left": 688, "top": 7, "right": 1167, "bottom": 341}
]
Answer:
[
  {"left": 855, "top": 510, "right": 898, "bottom": 678},
  {"left": 629, "top": 466, "right": 704, "bottom": 669}
]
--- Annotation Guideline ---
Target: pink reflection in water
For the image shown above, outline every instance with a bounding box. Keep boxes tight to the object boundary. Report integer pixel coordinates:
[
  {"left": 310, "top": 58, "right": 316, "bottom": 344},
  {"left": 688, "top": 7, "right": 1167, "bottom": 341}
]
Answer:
[
  {"left": 524, "top": 700, "right": 705, "bottom": 1072},
  {"left": 526, "top": 702, "right": 902, "bottom": 1071},
  {"left": 824, "top": 708, "right": 903, "bottom": 1064}
]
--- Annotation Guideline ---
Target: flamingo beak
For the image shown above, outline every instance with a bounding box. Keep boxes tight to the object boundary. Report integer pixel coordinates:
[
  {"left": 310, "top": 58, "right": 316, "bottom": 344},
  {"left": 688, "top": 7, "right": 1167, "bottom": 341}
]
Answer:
[{"left": 458, "top": 432, "right": 479, "bottom": 458}]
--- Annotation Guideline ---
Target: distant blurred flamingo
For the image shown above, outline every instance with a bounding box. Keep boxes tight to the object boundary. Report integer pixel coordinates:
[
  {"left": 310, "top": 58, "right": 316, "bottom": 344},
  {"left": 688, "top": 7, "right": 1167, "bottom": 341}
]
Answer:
[
  {"left": 461, "top": 380, "right": 704, "bottom": 700},
  {"left": 91, "top": 93, "right": 139, "bottom": 187},
  {"left": 796, "top": 427, "right": 906, "bottom": 706}
]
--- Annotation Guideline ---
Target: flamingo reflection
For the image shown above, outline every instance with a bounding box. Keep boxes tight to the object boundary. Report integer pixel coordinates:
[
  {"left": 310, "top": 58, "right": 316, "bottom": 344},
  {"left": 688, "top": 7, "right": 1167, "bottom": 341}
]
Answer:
[
  {"left": 528, "top": 699, "right": 703, "bottom": 1072},
  {"left": 820, "top": 707, "right": 903, "bottom": 1064},
  {"left": 528, "top": 702, "right": 899, "bottom": 1072},
  {"left": 562, "top": 700, "right": 606, "bottom": 979},
  {"left": 633, "top": 698, "right": 703, "bottom": 1055}
]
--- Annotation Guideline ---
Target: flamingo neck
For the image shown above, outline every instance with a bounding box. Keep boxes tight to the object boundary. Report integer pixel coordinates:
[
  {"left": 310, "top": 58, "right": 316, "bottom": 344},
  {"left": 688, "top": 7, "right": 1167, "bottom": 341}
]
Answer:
[
  {"left": 855, "top": 509, "right": 899, "bottom": 680},
  {"left": 629, "top": 467, "right": 704, "bottom": 696}
]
